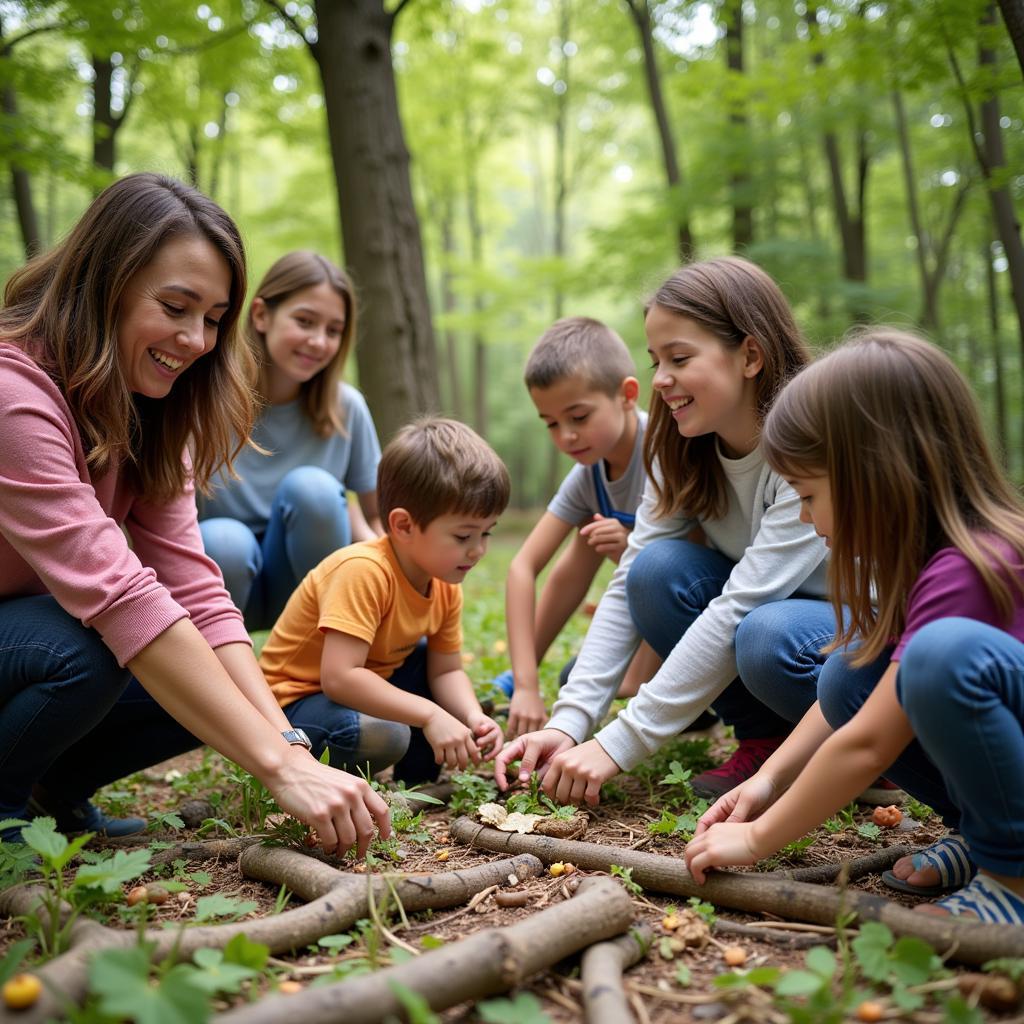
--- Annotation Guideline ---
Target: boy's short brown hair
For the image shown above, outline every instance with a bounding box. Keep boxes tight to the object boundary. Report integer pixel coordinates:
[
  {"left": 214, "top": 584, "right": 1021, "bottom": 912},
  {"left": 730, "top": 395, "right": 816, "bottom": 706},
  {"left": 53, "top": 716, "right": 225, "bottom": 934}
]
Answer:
[
  {"left": 524, "top": 316, "right": 636, "bottom": 397},
  {"left": 378, "top": 416, "right": 511, "bottom": 530}
]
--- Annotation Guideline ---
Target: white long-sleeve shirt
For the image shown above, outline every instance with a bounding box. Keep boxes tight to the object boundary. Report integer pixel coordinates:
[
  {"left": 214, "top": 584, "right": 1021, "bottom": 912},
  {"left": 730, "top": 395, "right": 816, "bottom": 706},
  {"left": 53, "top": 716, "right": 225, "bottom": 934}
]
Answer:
[{"left": 547, "top": 441, "right": 829, "bottom": 771}]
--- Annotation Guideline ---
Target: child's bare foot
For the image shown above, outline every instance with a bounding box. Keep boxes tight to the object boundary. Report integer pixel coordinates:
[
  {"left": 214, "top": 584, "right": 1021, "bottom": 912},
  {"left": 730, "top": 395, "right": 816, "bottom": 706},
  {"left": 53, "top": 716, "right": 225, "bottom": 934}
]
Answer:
[{"left": 881, "top": 834, "right": 974, "bottom": 896}]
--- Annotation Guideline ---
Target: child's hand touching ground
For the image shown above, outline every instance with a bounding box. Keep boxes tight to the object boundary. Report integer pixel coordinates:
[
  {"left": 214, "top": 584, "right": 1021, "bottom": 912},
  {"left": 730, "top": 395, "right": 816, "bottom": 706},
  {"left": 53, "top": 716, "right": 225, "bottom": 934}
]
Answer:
[
  {"left": 423, "top": 707, "right": 481, "bottom": 770},
  {"left": 685, "top": 822, "right": 764, "bottom": 883},
  {"left": 469, "top": 713, "right": 504, "bottom": 760},
  {"left": 579, "top": 514, "right": 629, "bottom": 563}
]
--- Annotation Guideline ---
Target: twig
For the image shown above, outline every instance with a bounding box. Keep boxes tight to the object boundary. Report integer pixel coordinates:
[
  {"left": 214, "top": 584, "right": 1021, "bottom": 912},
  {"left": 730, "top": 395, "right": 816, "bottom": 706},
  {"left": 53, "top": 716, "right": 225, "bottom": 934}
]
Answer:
[
  {"left": 626, "top": 982, "right": 719, "bottom": 1005},
  {"left": 713, "top": 918, "right": 837, "bottom": 949},
  {"left": 746, "top": 920, "right": 837, "bottom": 933}
]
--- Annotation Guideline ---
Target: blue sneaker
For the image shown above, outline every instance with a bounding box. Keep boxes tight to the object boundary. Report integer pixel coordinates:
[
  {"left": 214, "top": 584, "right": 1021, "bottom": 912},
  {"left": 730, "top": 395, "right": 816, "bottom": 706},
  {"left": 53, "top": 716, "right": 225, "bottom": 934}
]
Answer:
[
  {"left": 492, "top": 670, "right": 515, "bottom": 698},
  {"left": 28, "top": 791, "right": 146, "bottom": 838}
]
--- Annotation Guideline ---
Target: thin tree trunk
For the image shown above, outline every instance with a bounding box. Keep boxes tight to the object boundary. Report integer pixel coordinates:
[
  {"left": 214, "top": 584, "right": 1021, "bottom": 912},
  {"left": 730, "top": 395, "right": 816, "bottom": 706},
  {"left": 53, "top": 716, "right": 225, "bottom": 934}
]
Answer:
[
  {"left": 206, "top": 92, "right": 230, "bottom": 201},
  {"left": 465, "top": 134, "right": 487, "bottom": 439},
  {"left": 439, "top": 206, "right": 463, "bottom": 421},
  {"left": 724, "top": 0, "right": 752, "bottom": 251},
  {"left": 997, "top": 0, "right": 1024, "bottom": 77},
  {"left": 985, "top": 236, "right": 1010, "bottom": 470},
  {"left": 312, "top": 0, "right": 440, "bottom": 442},
  {"left": 624, "top": 0, "right": 694, "bottom": 259},
  {"left": 91, "top": 55, "right": 117, "bottom": 173}
]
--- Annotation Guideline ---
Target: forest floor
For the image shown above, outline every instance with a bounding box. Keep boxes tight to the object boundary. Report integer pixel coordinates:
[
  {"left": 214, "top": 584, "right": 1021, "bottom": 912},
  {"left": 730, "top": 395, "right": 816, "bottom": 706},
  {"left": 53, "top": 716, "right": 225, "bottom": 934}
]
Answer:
[{"left": 0, "top": 518, "right": 1018, "bottom": 1022}]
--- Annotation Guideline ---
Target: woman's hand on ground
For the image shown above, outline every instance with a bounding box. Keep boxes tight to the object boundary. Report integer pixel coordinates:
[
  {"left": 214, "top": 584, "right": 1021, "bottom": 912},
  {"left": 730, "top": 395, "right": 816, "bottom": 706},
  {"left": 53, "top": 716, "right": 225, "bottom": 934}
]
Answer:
[
  {"left": 423, "top": 708, "right": 481, "bottom": 770},
  {"left": 579, "top": 514, "right": 630, "bottom": 563},
  {"left": 685, "top": 821, "right": 767, "bottom": 883},
  {"left": 541, "top": 737, "right": 621, "bottom": 806},
  {"left": 268, "top": 749, "right": 391, "bottom": 858},
  {"left": 694, "top": 775, "right": 778, "bottom": 835},
  {"left": 494, "top": 728, "right": 577, "bottom": 791},
  {"left": 469, "top": 713, "right": 504, "bottom": 760},
  {"left": 507, "top": 688, "right": 548, "bottom": 739}
]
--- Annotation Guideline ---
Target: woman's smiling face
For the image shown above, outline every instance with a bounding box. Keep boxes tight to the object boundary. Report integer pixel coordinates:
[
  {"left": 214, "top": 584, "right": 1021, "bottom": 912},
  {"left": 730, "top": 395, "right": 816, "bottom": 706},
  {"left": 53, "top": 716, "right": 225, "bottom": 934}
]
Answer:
[{"left": 117, "top": 234, "right": 231, "bottom": 398}]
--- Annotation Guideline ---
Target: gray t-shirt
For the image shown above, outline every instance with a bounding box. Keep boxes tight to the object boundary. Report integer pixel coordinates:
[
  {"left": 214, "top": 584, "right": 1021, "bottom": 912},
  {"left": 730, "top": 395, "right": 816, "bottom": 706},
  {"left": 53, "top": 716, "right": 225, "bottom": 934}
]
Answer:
[
  {"left": 547, "top": 411, "right": 648, "bottom": 526},
  {"left": 199, "top": 382, "right": 381, "bottom": 531}
]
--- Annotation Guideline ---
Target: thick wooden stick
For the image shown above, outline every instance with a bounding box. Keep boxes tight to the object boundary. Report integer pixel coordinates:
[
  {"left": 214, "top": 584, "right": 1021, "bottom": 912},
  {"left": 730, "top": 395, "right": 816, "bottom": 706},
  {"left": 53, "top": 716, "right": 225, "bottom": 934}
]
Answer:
[
  {"left": 449, "top": 817, "right": 1024, "bottom": 965},
  {"left": 582, "top": 923, "right": 653, "bottom": 1024},
  {"left": 0, "top": 851, "right": 543, "bottom": 1024},
  {"left": 216, "top": 877, "right": 636, "bottom": 1024}
]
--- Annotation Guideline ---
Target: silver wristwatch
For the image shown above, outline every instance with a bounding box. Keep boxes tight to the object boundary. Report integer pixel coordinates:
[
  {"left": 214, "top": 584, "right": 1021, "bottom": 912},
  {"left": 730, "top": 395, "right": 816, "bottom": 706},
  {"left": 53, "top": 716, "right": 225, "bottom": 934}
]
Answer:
[{"left": 281, "top": 728, "right": 312, "bottom": 750}]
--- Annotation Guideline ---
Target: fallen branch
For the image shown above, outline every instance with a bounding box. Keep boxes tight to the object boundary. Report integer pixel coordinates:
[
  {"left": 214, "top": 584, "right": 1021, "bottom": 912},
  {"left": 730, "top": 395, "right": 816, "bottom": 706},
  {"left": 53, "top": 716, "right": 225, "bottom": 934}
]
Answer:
[
  {"left": 449, "top": 817, "right": 1024, "bottom": 965},
  {"left": 216, "top": 876, "right": 635, "bottom": 1024},
  {"left": 765, "top": 845, "right": 913, "bottom": 884},
  {"left": 713, "top": 918, "right": 837, "bottom": 950},
  {"left": 582, "top": 923, "right": 653, "bottom": 1024},
  {"left": 0, "top": 848, "right": 543, "bottom": 1023}
]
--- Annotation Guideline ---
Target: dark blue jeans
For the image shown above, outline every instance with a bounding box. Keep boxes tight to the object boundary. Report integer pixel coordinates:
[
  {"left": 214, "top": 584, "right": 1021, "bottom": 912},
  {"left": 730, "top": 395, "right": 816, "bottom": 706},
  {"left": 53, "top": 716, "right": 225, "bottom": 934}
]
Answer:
[
  {"left": 200, "top": 466, "right": 353, "bottom": 631},
  {"left": 283, "top": 642, "right": 441, "bottom": 785},
  {"left": 625, "top": 539, "right": 792, "bottom": 740},
  {"left": 0, "top": 595, "right": 202, "bottom": 821}
]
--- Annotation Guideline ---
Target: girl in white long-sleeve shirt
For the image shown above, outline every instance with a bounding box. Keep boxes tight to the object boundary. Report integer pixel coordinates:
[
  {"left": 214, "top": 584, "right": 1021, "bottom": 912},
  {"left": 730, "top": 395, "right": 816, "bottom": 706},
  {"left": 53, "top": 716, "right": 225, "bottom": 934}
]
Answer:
[{"left": 496, "top": 257, "right": 829, "bottom": 806}]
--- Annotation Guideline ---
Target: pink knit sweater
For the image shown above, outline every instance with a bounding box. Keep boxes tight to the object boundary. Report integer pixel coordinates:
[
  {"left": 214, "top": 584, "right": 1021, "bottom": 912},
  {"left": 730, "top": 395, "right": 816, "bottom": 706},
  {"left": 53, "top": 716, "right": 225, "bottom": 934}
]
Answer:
[{"left": 0, "top": 343, "right": 249, "bottom": 666}]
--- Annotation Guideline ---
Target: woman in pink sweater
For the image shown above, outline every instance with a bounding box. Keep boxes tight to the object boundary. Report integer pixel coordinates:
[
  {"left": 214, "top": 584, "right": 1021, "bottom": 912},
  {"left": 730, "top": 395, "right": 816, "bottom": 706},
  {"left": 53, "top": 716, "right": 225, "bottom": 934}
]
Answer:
[{"left": 0, "top": 173, "right": 389, "bottom": 855}]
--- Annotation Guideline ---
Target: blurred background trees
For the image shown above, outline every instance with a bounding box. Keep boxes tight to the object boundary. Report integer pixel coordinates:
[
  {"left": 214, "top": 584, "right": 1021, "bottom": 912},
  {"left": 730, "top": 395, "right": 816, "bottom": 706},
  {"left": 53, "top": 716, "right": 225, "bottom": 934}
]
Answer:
[{"left": 0, "top": 0, "right": 1021, "bottom": 500}]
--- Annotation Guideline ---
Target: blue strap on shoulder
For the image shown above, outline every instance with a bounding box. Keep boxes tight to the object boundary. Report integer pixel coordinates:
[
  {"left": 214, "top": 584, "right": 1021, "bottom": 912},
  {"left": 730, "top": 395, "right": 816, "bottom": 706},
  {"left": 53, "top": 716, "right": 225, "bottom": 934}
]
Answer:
[{"left": 591, "top": 463, "right": 636, "bottom": 528}]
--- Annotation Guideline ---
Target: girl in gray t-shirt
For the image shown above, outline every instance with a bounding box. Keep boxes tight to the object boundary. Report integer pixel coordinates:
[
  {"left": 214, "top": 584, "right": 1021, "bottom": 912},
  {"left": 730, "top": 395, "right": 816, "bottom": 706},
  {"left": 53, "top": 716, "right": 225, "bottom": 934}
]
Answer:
[{"left": 199, "top": 251, "right": 382, "bottom": 629}]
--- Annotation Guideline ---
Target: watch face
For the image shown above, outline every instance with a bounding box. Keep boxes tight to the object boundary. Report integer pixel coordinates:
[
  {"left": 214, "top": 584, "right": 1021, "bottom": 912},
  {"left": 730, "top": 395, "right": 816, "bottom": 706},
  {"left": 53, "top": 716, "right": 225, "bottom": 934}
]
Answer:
[{"left": 283, "top": 729, "right": 312, "bottom": 749}]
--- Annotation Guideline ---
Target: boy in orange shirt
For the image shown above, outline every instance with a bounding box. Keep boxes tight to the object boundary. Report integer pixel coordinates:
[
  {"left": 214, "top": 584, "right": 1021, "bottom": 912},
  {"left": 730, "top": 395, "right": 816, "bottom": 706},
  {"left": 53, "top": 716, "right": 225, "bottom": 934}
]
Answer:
[{"left": 260, "top": 417, "right": 509, "bottom": 783}]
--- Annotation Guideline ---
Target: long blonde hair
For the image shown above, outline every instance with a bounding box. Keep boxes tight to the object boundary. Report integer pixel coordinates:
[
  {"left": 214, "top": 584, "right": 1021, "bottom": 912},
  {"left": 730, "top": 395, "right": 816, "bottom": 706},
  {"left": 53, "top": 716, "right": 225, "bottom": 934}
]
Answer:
[
  {"left": 248, "top": 251, "right": 357, "bottom": 438},
  {"left": 643, "top": 257, "right": 810, "bottom": 521},
  {"left": 0, "top": 172, "right": 255, "bottom": 502},
  {"left": 763, "top": 328, "right": 1024, "bottom": 665}
]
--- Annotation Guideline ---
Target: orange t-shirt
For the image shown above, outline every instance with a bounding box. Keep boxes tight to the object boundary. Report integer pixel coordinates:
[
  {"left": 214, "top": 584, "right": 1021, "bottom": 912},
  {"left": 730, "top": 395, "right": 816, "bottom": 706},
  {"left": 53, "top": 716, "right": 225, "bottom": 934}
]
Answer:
[{"left": 261, "top": 534, "right": 463, "bottom": 707}]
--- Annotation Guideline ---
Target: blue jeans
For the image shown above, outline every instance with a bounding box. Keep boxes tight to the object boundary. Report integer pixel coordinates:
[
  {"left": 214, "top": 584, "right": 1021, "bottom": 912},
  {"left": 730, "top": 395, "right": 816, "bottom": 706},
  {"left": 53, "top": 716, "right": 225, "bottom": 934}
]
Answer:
[
  {"left": 0, "top": 596, "right": 203, "bottom": 820},
  {"left": 625, "top": 539, "right": 793, "bottom": 740},
  {"left": 201, "top": 466, "right": 352, "bottom": 631},
  {"left": 283, "top": 642, "right": 441, "bottom": 786},
  {"left": 737, "top": 603, "right": 1024, "bottom": 867}
]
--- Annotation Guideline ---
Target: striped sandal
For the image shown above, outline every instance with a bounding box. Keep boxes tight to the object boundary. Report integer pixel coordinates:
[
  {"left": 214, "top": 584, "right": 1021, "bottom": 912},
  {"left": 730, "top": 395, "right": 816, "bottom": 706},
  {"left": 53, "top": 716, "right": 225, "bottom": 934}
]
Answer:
[
  {"left": 881, "top": 833, "right": 976, "bottom": 897},
  {"left": 937, "top": 874, "right": 1024, "bottom": 924}
]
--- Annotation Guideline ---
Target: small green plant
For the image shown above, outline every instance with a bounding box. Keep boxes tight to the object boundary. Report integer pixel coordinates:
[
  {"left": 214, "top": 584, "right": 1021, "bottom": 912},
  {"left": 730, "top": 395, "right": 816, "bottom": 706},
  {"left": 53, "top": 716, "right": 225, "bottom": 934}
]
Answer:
[
  {"left": 389, "top": 982, "right": 441, "bottom": 1024},
  {"left": 504, "top": 775, "right": 575, "bottom": 818},
  {"left": 448, "top": 771, "right": 498, "bottom": 815},
  {"left": 193, "top": 893, "right": 259, "bottom": 923},
  {"left": 478, "top": 991, "right": 553, "bottom": 1023},
  {"left": 904, "top": 797, "right": 934, "bottom": 822},
  {"left": 687, "top": 895, "right": 716, "bottom": 924},
  {"left": 16, "top": 817, "right": 151, "bottom": 958},
  {"left": 609, "top": 864, "right": 643, "bottom": 895},
  {"left": 147, "top": 811, "right": 185, "bottom": 833},
  {"left": 856, "top": 822, "right": 883, "bottom": 843},
  {"left": 647, "top": 808, "right": 699, "bottom": 839},
  {"left": 823, "top": 803, "right": 858, "bottom": 833}
]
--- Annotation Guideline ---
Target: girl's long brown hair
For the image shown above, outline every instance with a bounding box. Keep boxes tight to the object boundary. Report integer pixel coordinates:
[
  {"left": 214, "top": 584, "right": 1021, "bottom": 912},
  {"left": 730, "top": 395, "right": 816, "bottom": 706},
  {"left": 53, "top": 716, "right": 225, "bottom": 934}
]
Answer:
[
  {"left": 0, "top": 172, "right": 255, "bottom": 502},
  {"left": 762, "top": 328, "right": 1024, "bottom": 665},
  {"left": 643, "top": 256, "right": 811, "bottom": 521},
  {"left": 248, "top": 251, "right": 357, "bottom": 438}
]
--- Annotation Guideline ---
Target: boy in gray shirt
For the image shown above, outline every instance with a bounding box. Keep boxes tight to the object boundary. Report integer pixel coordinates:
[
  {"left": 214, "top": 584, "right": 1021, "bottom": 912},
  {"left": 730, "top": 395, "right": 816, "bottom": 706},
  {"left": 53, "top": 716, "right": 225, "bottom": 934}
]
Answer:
[{"left": 497, "top": 317, "right": 660, "bottom": 738}]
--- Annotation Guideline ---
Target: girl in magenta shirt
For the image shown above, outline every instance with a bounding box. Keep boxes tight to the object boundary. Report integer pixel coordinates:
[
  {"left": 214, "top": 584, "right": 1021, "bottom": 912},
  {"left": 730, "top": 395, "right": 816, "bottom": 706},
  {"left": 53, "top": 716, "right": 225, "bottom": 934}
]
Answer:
[
  {"left": 685, "top": 329, "right": 1024, "bottom": 925},
  {"left": 0, "top": 173, "right": 388, "bottom": 854}
]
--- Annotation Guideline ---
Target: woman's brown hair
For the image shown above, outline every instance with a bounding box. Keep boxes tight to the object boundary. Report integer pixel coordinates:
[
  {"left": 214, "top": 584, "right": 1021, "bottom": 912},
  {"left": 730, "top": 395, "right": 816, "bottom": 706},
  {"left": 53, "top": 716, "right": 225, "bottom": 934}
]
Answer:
[
  {"left": 762, "top": 328, "right": 1024, "bottom": 665},
  {"left": 0, "top": 172, "right": 255, "bottom": 502},
  {"left": 248, "top": 250, "right": 357, "bottom": 438},
  {"left": 643, "top": 256, "right": 811, "bottom": 521}
]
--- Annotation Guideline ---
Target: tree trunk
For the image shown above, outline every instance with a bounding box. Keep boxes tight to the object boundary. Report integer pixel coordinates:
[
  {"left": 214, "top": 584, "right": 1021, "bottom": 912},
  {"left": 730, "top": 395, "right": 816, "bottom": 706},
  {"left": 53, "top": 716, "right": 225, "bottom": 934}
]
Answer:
[
  {"left": 464, "top": 133, "right": 487, "bottom": 438},
  {"left": 312, "top": 0, "right": 440, "bottom": 442},
  {"left": 439, "top": 206, "right": 464, "bottom": 421},
  {"left": 552, "top": 0, "right": 570, "bottom": 320},
  {"left": 624, "top": 0, "right": 694, "bottom": 260},
  {"left": 997, "top": 0, "right": 1024, "bottom": 77},
  {"left": 723, "top": 0, "right": 752, "bottom": 251},
  {"left": 91, "top": 55, "right": 118, "bottom": 173},
  {"left": 985, "top": 236, "right": 1010, "bottom": 469}
]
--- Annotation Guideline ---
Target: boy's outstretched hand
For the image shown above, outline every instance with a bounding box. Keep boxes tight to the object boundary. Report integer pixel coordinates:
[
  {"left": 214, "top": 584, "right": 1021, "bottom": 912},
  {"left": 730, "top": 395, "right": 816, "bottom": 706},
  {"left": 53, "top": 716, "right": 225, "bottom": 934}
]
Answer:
[
  {"left": 684, "top": 822, "right": 763, "bottom": 883},
  {"left": 579, "top": 514, "right": 630, "bottom": 563},
  {"left": 469, "top": 713, "right": 504, "bottom": 760},
  {"left": 495, "top": 731, "right": 620, "bottom": 806},
  {"left": 423, "top": 707, "right": 483, "bottom": 770}
]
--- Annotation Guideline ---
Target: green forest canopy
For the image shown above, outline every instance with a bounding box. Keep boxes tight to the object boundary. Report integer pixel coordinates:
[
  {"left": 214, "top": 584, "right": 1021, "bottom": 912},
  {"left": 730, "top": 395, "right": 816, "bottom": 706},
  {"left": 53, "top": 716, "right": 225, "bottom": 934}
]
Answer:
[{"left": 1, "top": 0, "right": 1022, "bottom": 501}]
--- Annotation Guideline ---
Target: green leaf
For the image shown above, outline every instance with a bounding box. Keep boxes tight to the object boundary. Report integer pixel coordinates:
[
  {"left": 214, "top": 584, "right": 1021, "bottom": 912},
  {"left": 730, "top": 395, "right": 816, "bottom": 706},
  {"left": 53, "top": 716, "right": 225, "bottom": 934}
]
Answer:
[
  {"left": 982, "top": 958, "right": 1024, "bottom": 982},
  {"left": 194, "top": 894, "right": 258, "bottom": 922},
  {"left": 890, "top": 982, "right": 925, "bottom": 1011},
  {"left": 889, "top": 936, "right": 939, "bottom": 985},
  {"left": 675, "top": 964, "right": 691, "bottom": 987},
  {"left": 942, "top": 995, "right": 985, "bottom": 1024},
  {"left": 745, "top": 967, "right": 783, "bottom": 987},
  {"left": 399, "top": 790, "right": 445, "bottom": 806},
  {"left": 75, "top": 848, "right": 152, "bottom": 894},
  {"left": 387, "top": 982, "right": 440, "bottom": 1024},
  {"left": 222, "top": 933, "right": 270, "bottom": 970},
  {"left": 852, "top": 922, "right": 894, "bottom": 982},
  {"left": 89, "top": 946, "right": 210, "bottom": 1024},
  {"left": 775, "top": 969, "right": 826, "bottom": 996},
  {"left": 21, "top": 817, "right": 72, "bottom": 866},
  {"left": 189, "top": 949, "right": 259, "bottom": 995},
  {"left": 419, "top": 934, "right": 445, "bottom": 950},
  {"left": 0, "top": 939, "right": 34, "bottom": 987},
  {"left": 805, "top": 946, "right": 837, "bottom": 979},
  {"left": 317, "top": 933, "right": 355, "bottom": 950},
  {"left": 478, "top": 992, "right": 553, "bottom": 1024},
  {"left": 856, "top": 822, "right": 882, "bottom": 841}
]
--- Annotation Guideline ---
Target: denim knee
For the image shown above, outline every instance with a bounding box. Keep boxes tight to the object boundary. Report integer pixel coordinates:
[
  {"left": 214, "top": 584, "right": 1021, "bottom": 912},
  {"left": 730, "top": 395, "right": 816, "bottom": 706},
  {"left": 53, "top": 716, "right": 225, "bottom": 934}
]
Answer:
[
  {"left": 354, "top": 718, "right": 411, "bottom": 776},
  {"left": 278, "top": 467, "right": 348, "bottom": 531},
  {"left": 897, "top": 619, "right": 985, "bottom": 728},
  {"left": 199, "top": 517, "right": 260, "bottom": 608}
]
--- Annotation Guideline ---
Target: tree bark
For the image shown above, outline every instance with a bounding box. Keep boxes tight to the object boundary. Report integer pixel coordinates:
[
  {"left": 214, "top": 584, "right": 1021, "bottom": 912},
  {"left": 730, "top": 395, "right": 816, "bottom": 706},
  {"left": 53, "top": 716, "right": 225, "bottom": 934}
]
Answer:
[
  {"left": 0, "top": 848, "right": 544, "bottom": 1023},
  {"left": 312, "top": 0, "right": 440, "bottom": 442},
  {"left": 582, "top": 923, "right": 653, "bottom": 1024},
  {"left": 91, "top": 55, "right": 121, "bottom": 174},
  {"left": 723, "top": 0, "right": 753, "bottom": 251},
  {"left": 623, "top": 0, "right": 694, "bottom": 260},
  {"left": 985, "top": 236, "right": 1010, "bottom": 467},
  {"left": 216, "top": 876, "right": 635, "bottom": 1024},
  {"left": 997, "top": 0, "right": 1024, "bottom": 77},
  {"left": 449, "top": 818, "right": 1024, "bottom": 966}
]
